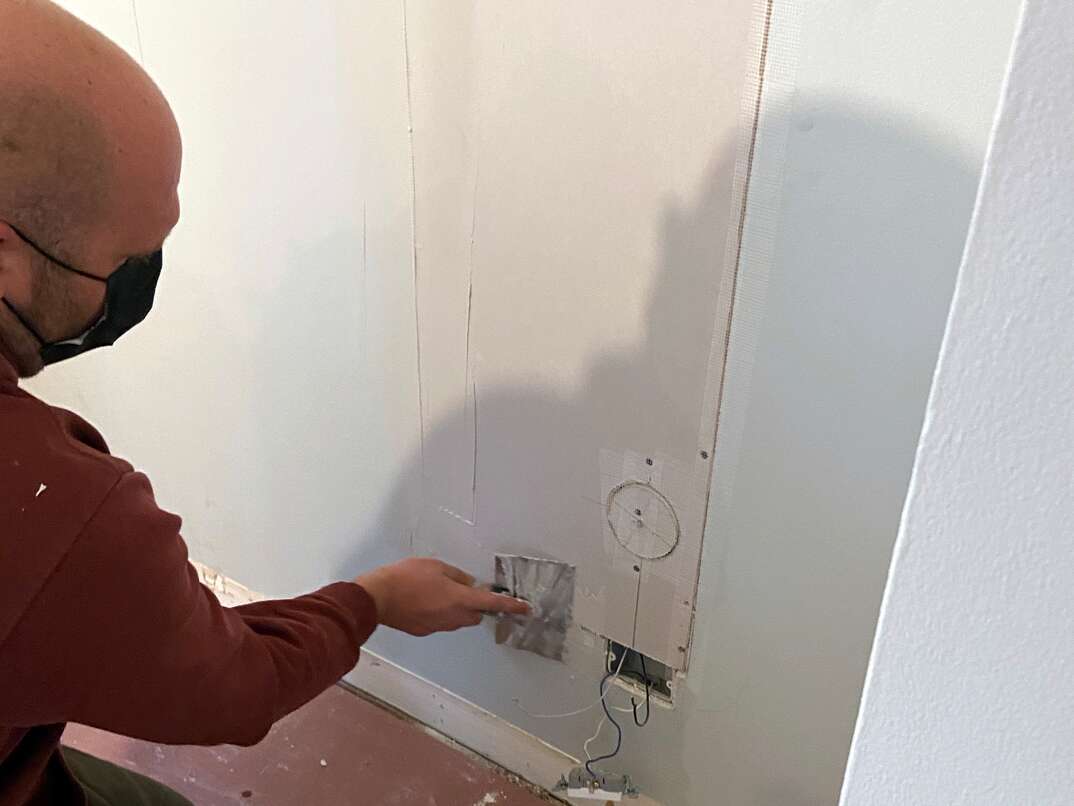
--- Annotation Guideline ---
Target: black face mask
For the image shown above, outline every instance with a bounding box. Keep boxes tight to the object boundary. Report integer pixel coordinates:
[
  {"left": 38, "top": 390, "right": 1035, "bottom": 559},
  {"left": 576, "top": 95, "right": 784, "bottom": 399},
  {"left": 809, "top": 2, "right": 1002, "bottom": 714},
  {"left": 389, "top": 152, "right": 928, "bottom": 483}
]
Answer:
[{"left": 2, "top": 226, "right": 163, "bottom": 366}]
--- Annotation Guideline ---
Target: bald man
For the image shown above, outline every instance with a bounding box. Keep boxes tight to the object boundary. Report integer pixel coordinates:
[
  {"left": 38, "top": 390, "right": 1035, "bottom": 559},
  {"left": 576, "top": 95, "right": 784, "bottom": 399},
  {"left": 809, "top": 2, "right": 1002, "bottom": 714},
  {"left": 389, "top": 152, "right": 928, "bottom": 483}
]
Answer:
[{"left": 0, "top": 3, "right": 527, "bottom": 804}]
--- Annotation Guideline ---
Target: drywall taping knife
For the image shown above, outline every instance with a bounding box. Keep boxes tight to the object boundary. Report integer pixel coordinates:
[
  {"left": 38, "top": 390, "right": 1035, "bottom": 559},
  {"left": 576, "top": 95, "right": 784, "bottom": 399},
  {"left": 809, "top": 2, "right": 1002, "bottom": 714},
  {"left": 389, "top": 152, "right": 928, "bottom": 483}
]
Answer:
[{"left": 489, "top": 554, "right": 576, "bottom": 662}]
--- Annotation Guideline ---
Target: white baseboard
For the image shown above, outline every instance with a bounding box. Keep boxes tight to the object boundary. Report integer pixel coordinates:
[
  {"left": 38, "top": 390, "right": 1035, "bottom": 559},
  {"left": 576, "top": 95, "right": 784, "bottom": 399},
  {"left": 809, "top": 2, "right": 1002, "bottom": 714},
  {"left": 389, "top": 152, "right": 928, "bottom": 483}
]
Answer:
[
  {"left": 191, "top": 561, "right": 663, "bottom": 806},
  {"left": 193, "top": 560, "right": 263, "bottom": 607}
]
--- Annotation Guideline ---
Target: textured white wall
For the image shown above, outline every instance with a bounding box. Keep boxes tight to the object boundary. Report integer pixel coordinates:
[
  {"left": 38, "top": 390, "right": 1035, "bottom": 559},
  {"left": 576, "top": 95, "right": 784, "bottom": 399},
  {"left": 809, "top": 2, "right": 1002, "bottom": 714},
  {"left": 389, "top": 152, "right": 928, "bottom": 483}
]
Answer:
[
  {"left": 678, "top": 2, "right": 1020, "bottom": 802},
  {"left": 841, "top": 1, "right": 1074, "bottom": 803}
]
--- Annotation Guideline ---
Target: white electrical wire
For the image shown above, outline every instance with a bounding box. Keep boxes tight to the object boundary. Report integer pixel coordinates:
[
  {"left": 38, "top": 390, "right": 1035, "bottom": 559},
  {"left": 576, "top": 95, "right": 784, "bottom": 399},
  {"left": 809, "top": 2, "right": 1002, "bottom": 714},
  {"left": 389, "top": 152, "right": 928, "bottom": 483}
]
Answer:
[
  {"left": 513, "top": 650, "right": 628, "bottom": 720},
  {"left": 583, "top": 714, "right": 608, "bottom": 761},
  {"left": 584, "top": 671, "right": 638, "bottom": 759}
]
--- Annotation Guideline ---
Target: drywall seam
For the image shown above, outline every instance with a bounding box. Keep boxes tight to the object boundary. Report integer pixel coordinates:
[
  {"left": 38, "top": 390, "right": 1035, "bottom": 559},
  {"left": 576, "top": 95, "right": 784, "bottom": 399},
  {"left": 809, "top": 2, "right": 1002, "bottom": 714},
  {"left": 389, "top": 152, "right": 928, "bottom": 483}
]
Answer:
[
  {"left": 692, "top": 0, "right": 804, "bottom": 700},
  {"left": 683, "top": 0, "right": 790, "bottom": 669},
  {"left": 190, "top": 561, "right": 664, "bottom": 806},
  {"left": 708, "top": 0, "right": 775, "bottom": 457}
]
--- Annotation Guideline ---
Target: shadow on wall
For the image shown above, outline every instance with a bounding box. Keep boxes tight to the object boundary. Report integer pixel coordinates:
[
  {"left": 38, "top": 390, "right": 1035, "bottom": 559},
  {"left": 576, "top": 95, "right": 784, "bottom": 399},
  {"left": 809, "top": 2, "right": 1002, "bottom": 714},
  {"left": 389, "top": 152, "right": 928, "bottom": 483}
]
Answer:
[
  {"left": 254, "top": 99, "right": 979, "bottom": 804},
  {"left": 671, "top": 102, "right": 978, "bottom": 806}
]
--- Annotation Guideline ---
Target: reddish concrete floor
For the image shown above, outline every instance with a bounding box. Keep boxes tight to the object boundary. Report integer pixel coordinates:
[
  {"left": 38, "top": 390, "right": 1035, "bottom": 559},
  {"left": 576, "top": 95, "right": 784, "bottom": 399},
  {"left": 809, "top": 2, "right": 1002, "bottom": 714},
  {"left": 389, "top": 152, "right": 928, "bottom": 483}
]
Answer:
[{"left": 64, "top": 684, "right": 555, "bottom": 806}]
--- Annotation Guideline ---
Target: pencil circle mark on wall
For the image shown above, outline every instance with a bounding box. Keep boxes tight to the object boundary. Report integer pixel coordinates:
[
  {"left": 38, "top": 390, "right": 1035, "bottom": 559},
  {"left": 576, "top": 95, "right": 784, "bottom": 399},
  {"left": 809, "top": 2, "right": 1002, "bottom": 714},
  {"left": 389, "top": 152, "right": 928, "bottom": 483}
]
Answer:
[{"left": 606, "top": 480, "right": 680, "bottom": 560}]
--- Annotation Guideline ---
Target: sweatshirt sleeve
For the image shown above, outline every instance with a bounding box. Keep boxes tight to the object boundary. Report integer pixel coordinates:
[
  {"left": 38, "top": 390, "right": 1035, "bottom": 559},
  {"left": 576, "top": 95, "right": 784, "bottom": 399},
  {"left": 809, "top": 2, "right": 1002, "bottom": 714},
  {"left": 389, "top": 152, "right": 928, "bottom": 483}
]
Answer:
[{"left": 0, "top": 472, "right": 378, "bottom": 746}]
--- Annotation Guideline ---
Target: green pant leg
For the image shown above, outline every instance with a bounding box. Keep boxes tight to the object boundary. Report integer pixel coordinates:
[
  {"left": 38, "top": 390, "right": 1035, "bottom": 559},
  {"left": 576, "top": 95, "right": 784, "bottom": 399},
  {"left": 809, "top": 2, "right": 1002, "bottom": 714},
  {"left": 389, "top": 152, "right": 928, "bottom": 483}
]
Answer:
[{"left": 61, "top": 746, "right": 194, "bottom": 806}]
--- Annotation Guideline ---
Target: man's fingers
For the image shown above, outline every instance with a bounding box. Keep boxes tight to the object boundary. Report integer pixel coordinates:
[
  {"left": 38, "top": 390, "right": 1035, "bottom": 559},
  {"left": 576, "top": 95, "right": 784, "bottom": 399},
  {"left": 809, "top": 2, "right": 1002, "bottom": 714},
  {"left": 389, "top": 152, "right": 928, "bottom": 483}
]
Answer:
[
  {"left": 434, "top": 609, "right": 482, "bottom": 633},
  {"left": 466, "top": 588, "right": 531, "bottom": 615},
  {"left": 440, "top": 563, "right": 476, "bottom": 587},
  {"left": 463, "top": 611, "right": 483, "bottom": 627}
]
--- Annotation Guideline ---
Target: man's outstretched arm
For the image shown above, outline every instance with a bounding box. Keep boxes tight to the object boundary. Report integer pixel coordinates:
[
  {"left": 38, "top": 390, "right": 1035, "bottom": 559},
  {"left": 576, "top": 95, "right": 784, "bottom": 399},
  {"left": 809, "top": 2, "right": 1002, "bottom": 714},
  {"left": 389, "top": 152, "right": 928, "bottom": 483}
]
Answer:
[{"left": 0, "top": 471, "right": 526, "bottom": 746}]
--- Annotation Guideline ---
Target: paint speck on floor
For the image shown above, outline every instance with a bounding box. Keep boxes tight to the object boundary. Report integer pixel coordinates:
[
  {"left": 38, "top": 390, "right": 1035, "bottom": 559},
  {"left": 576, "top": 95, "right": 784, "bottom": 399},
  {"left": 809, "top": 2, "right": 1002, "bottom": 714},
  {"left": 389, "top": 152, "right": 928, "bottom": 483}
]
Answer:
[{"left": 63, "top": 684, "right": 553, "bottom": 805}]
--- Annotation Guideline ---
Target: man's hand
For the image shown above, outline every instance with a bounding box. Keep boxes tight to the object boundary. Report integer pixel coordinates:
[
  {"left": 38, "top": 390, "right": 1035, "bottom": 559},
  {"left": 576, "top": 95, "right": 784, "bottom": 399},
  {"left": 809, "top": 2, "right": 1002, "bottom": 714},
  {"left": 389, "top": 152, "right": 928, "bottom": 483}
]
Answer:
[{"left": 353, "top": 558, "right": 530, "bottom": 636}]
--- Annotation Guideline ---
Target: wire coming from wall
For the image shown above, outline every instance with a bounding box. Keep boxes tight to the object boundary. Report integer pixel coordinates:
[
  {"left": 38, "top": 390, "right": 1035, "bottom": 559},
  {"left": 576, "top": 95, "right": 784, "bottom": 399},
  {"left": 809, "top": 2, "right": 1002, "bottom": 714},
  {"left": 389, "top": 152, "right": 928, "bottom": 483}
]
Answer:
[
  {"left": 584, "top": 666, "right": 624, "bottom": 776},
  {"left": 631, "top": 655, "right": 652, "bottom": 727},
  {"left": 513, "top": 648, "right": 628, "bottom": 720}
]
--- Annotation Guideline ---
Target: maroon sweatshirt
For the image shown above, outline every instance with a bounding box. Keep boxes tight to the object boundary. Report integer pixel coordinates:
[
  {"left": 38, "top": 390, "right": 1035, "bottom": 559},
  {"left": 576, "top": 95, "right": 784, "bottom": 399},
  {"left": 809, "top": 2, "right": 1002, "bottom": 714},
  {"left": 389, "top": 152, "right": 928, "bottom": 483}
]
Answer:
[{"left": 0, "top": 353, "right": 378, "bottom": 805}]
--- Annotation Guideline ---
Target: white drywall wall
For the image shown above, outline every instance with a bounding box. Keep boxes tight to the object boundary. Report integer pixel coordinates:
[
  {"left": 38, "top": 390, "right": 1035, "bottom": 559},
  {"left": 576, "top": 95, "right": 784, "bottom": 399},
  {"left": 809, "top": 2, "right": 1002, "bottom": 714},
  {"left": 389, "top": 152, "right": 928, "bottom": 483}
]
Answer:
[
  {"left": 841, "top": 2, "right": 1074, "bottom": 803},
  {"left": 31, "top": 2, "right": 1020, "bottom": 804},
  {"left": 401, "top": 0, "right": 758, "bottom": 671},
  {"left": 372, "top": 2, "right": 1020, "bottom": 803},
  {"left": 33, "top": 0, "right": 423, "bottom": 589}
]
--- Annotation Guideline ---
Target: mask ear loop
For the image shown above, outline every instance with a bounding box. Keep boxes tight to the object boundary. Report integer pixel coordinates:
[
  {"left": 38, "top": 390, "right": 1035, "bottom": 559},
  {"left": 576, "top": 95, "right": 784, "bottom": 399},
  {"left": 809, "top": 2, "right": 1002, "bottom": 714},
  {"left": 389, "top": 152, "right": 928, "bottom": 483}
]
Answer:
[
  {"left": 1, "top": 297, "right": 48, "bottom": 344},
  {"left": 2, "top": 225, "right": 109, "bottom": 347},
  {"left": 7, "top": 224, "right": 107, "bottom": 282}
]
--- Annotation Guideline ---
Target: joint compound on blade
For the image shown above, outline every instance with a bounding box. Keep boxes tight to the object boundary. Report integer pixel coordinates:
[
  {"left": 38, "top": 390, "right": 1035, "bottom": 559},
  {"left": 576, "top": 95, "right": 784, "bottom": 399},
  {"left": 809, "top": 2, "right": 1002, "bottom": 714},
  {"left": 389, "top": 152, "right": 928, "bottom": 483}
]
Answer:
[{"left": 493, "top": 554, "right": 576, "bottom": 661}]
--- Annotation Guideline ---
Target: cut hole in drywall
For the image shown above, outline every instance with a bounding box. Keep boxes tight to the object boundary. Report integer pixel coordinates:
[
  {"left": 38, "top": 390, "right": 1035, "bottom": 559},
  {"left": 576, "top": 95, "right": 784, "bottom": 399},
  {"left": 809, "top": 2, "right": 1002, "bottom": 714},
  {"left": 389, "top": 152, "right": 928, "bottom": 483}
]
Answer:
[{"left": 607, "top": 640, "right": 674, "bottom": 705}]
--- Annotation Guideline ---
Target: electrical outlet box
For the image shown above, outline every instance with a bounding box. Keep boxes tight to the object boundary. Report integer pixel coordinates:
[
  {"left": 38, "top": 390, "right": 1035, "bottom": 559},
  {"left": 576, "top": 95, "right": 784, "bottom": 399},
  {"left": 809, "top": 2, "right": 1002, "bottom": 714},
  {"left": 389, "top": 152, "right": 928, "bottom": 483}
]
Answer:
[{"left": 608, "top": 641, "right": 674, "bottom": 703}]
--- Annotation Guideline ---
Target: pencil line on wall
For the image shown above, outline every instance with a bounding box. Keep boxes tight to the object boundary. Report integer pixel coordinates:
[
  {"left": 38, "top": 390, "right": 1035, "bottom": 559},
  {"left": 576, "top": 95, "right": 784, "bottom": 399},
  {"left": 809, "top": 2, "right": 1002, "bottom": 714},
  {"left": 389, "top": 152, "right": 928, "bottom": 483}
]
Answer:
[
  {"left": 464, "top": 161, "right": 479, "bottom": 388},
  {"left": 402, "top": 0, "right": 426, "bottom": 483},
  {"left": 630, "top": 570, "right": 644, "bottom": 648},
  {"left": 465, "top": 161, "right": 480, "bottom": 522}
]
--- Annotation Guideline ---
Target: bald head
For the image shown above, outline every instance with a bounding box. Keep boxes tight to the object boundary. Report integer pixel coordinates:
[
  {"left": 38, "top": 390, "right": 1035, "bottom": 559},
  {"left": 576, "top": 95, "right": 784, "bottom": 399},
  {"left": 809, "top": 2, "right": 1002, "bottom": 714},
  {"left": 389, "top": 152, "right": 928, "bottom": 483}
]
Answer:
[{"left": 0, "top": 0, "right": 181, "bottom": 375}]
